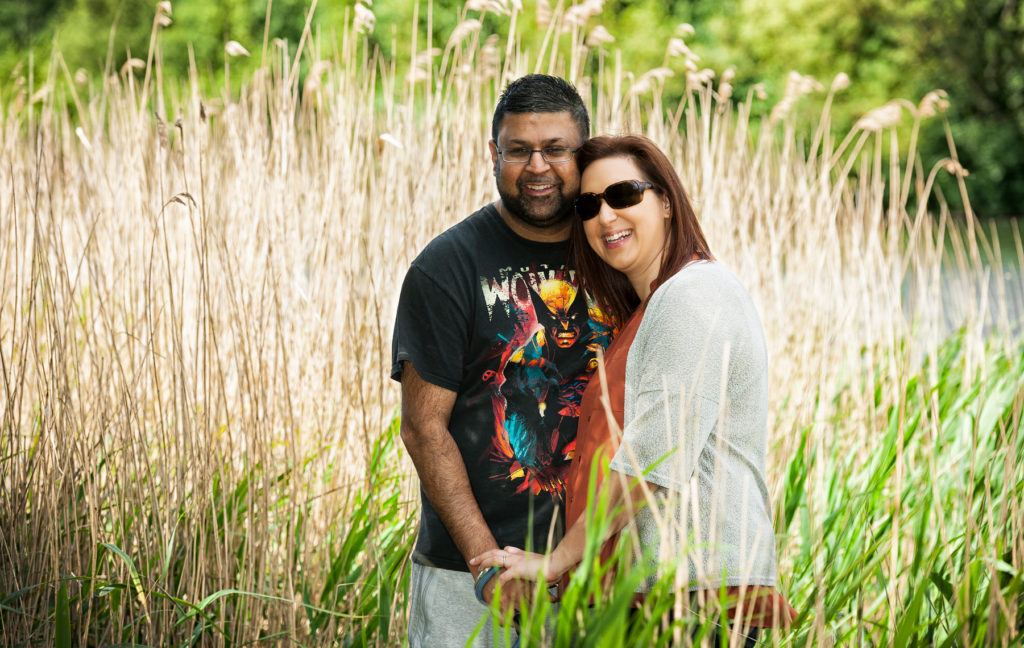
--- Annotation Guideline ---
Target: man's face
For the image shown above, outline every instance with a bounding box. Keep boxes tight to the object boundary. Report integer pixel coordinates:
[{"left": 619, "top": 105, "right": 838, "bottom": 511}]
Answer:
[{"left": 489, "top": 111, "right": 583, "bottom": 230}]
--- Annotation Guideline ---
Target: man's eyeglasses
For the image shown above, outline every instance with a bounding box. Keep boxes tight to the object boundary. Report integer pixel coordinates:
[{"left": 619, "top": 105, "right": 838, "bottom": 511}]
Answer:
[
  {"left": 495, "top": 146, "right": 579, "bottom": 164},
  {"left": 575, "top": 180, "right": 657, "bottom": 221}
]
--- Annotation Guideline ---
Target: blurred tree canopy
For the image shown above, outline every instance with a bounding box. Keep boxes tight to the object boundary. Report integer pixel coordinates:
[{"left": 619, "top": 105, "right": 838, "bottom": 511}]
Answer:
[
  {"left": 1, "top": 0, "right": 1020, "bottom": 215},
  {"left": 903, "top": 0, "right": 1024, "bottom": 217}
]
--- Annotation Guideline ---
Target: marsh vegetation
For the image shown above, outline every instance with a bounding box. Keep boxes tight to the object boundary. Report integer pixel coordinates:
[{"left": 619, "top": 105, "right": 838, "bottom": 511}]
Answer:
[{"left": 1, "top": 1, "right": 1021, "bottom": 645}]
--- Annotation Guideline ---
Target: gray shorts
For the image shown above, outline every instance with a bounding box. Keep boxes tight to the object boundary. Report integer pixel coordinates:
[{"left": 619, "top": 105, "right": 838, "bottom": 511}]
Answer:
[{"left": 407, "top": 561, "right": 518, "bottom": 647}]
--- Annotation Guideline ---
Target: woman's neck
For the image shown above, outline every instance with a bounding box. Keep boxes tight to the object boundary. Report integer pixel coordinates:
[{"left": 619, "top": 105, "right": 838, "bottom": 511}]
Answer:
[{"left": 628, "top": 255, "right": 664, "bottom": 301}]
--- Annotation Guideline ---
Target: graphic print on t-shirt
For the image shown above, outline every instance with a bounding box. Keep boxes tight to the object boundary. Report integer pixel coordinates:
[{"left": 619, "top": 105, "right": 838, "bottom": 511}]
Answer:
[{"left": 480, "top": 264, "right": 613, "bottom": 496}]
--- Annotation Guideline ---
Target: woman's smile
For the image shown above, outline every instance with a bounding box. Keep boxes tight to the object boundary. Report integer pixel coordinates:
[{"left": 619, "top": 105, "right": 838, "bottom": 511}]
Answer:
[
  {"left": 581, "top": 156, "right": 669, "bottom": 299},
  {"left": 601, "top": 228, "right": 633, "bottom": 247}
]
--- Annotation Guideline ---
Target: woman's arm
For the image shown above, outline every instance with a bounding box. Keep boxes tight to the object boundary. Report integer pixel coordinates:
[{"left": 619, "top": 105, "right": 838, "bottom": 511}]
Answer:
[{"left": 470, "top": 468, "right": 658, "bottom": 585}]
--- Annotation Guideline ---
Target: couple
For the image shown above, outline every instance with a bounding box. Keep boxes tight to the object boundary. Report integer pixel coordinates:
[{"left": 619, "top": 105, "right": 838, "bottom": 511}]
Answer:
[{"left": 392, "top": 74, "right": 794, "bottom": 647}]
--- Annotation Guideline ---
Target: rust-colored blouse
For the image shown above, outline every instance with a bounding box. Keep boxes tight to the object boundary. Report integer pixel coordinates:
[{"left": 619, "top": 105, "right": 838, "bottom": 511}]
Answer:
[
  {"left": 563, "top": 307, "right": 797, "bottom": 628},
  {"left": 564, "top": 306, "right": 645, "bottom": 573}
]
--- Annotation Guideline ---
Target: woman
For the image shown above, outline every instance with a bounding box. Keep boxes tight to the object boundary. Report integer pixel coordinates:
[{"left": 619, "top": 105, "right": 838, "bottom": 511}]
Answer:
[{"left": 471, "top": 136, "right": 795, "bottom": 642}]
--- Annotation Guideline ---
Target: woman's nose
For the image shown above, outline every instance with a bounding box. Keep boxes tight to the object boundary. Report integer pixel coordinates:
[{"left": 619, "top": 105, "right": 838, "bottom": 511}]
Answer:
[{"left": 596, "top": 200, "right": 617, "bottom": 223}]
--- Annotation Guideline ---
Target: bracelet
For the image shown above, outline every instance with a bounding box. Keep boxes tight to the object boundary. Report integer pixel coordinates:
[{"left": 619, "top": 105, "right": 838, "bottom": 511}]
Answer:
[{"left": 474, "top": 566, "right": 501, "bottom": 605}]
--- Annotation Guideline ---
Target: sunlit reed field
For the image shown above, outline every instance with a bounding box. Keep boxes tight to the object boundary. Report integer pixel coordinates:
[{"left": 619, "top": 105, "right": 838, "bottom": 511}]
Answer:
[{"left": 1, "top": 2, "right": 1022, "bottom": 646}]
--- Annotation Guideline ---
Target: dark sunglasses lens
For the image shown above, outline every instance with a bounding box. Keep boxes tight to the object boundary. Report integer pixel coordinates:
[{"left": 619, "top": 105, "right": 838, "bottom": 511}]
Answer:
[
  {"left": 576, "top": 194, "right": 601, "bottom": 220},
  {"left": 604, "top": 181, "right": 644, "bottom": 208}
]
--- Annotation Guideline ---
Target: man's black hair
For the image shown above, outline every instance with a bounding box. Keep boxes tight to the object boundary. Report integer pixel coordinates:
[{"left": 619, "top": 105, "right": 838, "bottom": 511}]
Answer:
[{"left": 491, "top": 74, "right": 590, "bottom": 144}]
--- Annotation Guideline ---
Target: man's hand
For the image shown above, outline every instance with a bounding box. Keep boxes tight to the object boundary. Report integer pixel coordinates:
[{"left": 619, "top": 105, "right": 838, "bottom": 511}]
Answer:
[
  {"left": 471, "top": 547, "right": 560, "bottom": 585},
  {"left": 480, "top": 572, "right": 534, "bottom": 624}
]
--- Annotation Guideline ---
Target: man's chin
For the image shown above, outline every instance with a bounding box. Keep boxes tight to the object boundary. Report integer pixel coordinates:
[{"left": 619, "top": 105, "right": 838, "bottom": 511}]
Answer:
[
  {"left": 520, "top": 211, "right": 571, "bottom": 229},
  {"left": 505, "top": 200, "right": 573, "bottom": 230}
]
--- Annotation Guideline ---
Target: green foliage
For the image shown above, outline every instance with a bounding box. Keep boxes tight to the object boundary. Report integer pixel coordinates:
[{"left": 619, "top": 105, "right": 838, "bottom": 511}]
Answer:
[
  {"left": 773, "top": 330, "right": 1024, "bottom": 644},
  {"left": 904, "top": 0, "right": 1024, "bottom": 216},
  {"left": 709, "top": 0, "right": 895, "bottom": 129},
  {"left": 464, "top": 331, "right": 1024, "bottom": 646},
  {"left": 0, "top": 421, "right": 414, "bottom": 645},
  {"left": 690, "top": 0, "right": 1024, "bottom": 215},
  {"left": 0, "top": 0, "right": 64, "bottom": 50},
  {"left": 305, "top": 418, "right": 415, "bottom": 645},
  {"left": 2, "top": 0, "right": 1021, "bottom": 212},
  {"left": 54, "top": 583, "right": 70, "bottom": 648},
  {"left": 23, "top": 294, "right": 1012, "bottom": 645}
]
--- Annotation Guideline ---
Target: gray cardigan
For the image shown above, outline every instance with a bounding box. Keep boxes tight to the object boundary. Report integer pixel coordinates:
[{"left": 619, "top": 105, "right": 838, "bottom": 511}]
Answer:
[{"left": 608, "top": 260, "right": 778, "bottom": 592}]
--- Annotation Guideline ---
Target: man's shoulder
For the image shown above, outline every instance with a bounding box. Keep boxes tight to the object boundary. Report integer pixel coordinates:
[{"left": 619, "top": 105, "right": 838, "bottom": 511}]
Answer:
[{"left": 414, "top": 203, "right": 502, "bottom": 264}]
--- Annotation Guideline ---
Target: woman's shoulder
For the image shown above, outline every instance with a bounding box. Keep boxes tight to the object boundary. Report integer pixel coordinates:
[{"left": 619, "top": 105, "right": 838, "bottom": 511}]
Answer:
[
  {"left": 650, "top": 260, "right": 748, "bottom": 310},
  {"left": 639, "top": 261, "right": 762, "bottom": 347}
]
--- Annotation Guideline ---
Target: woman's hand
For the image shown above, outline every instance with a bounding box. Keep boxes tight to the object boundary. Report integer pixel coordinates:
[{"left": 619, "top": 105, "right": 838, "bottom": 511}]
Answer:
[{"left": 470, "top": 546, "right": 560, "bottom": 585}]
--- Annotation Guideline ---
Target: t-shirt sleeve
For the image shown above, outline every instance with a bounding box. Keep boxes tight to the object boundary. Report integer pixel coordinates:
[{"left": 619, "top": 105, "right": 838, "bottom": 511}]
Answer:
[
  {"left": 609, "top": 277, "right": 730, "bottom": 491},
  {"left": 390, "top": 263, "right": 471, "bottom": 391}
]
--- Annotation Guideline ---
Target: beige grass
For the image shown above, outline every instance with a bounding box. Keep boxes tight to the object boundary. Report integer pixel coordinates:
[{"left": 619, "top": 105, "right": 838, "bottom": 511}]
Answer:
[{"left": 1, "top": 1, "right": 1020, "bottom": 646}]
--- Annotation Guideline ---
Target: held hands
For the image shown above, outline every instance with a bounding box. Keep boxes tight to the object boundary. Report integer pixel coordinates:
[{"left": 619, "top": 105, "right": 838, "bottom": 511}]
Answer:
[
  {"left": 476, "top": 571, "right": 532, "bottom": 624},
  {"left": 470, "top": 546, "right": 560, "bottom": 586}
]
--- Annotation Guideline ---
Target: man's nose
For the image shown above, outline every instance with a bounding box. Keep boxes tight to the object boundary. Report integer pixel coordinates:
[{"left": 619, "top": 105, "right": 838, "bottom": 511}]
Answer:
[{"left": 525, "top": 149, "right": 551, "bottom": 173}]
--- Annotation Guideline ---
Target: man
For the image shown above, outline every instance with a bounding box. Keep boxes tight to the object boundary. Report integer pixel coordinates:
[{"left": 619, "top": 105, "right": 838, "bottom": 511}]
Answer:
[{"left": 391, "top": 74, "right": 612, "bottom": 646}]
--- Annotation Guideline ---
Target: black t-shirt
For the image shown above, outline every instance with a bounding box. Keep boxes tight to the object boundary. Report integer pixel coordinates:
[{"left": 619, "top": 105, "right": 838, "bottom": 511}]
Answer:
[{"left": 391, "top": 204, "right": 613, "bottom": 571}]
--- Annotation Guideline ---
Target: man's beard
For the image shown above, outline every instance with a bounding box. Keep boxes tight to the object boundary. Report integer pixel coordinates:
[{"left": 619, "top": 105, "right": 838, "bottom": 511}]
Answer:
[{"left": 498, "top": 181, "right": 575, "bottom": 230}]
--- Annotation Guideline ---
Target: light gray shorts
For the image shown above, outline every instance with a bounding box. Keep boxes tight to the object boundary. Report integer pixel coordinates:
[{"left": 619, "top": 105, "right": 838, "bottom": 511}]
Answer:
[{"left": 407, "top": 561, "right": 519, "bottom": 647}]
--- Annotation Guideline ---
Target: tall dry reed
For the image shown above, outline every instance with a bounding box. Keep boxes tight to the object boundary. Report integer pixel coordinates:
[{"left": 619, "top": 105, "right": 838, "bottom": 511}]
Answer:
[{"left": 0, "top": 1, "right": 1020, "bottom": 646}]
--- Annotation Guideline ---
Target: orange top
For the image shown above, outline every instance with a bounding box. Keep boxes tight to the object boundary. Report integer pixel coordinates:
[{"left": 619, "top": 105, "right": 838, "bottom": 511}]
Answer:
[
  {"left": 563, "top": 307, "right": 797, "bottom": 629},
  {"left": 564, "top": 306, "right": 645, "bottom": 582}
]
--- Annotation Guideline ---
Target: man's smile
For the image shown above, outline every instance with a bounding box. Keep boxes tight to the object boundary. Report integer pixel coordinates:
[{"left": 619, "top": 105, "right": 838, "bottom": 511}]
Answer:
[{"left": 521, "top": 180, "right": 558, "bottom": 196}]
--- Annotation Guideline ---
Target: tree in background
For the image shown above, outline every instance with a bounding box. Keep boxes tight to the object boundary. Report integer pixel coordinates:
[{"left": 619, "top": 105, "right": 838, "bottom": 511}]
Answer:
[
  {"left": 690, "top": 0, "right": 1022, "bottom": 215},
  {"left": 0, "top": 0, "right": 64, "bottom": 52},
  {"left": 1, "top": 0, "right": 1020, "bottom": 215},
  {"left": 903, "top": 0, "right": 1024, "bottom": 216},
  {"left": 702, "top": 0, "right": 908, "bottom": 119},
  {"left": 0, "top": 0, "right": 66, "bottom": 87}
]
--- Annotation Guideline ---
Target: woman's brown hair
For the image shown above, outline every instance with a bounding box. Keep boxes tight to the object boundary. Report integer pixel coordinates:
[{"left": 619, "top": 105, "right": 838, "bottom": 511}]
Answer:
[{"left": 569, "top": 135, "right": 712, "bottom": 328}]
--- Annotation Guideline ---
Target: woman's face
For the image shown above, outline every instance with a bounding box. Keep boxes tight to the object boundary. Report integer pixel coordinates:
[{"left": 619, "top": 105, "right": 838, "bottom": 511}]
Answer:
[{"left": 581, "top": 156, "right": 670, "bottom": 296}]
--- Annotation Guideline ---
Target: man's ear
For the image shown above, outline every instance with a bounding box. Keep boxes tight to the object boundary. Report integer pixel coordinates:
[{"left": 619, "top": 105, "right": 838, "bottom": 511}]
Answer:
[{"left": 488, "top": 140, "right": 499, "bottom": 174}]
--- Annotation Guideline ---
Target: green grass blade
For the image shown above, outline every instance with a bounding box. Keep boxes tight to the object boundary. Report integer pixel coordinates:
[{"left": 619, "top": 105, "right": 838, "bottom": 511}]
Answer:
[{"left": 55, "top": 582, "right": 71, "bottom": 648}]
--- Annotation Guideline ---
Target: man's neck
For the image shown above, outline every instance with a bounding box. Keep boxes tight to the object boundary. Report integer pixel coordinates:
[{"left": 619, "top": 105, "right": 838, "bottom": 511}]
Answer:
[{"left": 494, "top": 200, "right": 572, "bottom": 243}]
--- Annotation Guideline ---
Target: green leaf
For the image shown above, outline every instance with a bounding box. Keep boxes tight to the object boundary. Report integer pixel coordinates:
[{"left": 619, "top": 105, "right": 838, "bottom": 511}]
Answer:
[
  {"left": 894, "top": 581, "right": 927, "bottom": 647},
  {"left": 929, "top": 569, "right": 950, "bottom": 601},
  {"left": 55, "top": 582, "right": 71, "bottom": 648},
  {"left": 100, "top": 542, "right": 145, "bottom": 605}
]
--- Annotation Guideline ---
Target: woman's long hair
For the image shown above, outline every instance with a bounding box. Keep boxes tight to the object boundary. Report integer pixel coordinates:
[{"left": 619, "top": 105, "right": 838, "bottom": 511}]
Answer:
[{"left": 570, "top": 135, "right": 712, "bottom": 328}]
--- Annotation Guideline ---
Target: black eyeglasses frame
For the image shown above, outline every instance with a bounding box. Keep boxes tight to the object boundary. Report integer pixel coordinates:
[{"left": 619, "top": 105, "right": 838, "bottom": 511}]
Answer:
[
  {"left": 495, "top": 146, "right": 580, "bottom": 164},
  {"left": 574, "top": 180, "right": 657, "bottom": 221}
]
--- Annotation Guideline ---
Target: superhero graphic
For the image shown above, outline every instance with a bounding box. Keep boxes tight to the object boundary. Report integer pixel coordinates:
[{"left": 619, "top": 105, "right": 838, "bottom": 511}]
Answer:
[{"left": 480, "top": 267, "right": 614, "bottom": 496}]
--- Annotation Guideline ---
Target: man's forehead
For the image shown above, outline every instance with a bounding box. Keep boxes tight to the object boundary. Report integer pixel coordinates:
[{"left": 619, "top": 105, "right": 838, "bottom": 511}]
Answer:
[
  {"left": 495, "top": 111, "right": 579, "bottom": 142},
  {"left": 501, "top": 134, "right": 574, "bottom": 145}
]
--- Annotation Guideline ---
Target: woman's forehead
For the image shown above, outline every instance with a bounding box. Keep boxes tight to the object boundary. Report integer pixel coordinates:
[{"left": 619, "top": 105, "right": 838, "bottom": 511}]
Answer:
[{"left": 581, "top": 156, "right": 643, "bottom": 189}]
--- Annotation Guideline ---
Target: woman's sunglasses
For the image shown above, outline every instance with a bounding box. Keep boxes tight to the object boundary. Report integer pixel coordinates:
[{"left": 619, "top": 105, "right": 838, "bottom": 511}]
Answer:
[{"left": 575, "top": 180, "right": 656, "bottom": 221}]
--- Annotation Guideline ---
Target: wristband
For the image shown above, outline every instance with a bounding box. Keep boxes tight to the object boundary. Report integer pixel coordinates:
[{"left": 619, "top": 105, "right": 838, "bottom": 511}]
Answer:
[{"left": 474, "top": 566, "right": 501, "bottom": 605}]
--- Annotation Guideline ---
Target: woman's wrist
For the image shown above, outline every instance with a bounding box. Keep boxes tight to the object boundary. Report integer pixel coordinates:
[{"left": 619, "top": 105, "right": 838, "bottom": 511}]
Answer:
[{"left": 545, "top": 550, "right": 570, "bottom": 583}]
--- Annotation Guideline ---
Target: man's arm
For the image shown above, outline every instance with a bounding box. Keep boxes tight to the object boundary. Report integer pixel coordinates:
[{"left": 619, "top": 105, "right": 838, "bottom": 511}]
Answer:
[{"left": 399, "top": 361, "right": 529, "bottom": 610}]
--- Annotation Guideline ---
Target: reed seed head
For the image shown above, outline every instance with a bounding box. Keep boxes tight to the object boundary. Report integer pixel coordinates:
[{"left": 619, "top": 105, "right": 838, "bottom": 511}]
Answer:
[{"left": 225, "top": 41, "right": 250, "bottom": 57}]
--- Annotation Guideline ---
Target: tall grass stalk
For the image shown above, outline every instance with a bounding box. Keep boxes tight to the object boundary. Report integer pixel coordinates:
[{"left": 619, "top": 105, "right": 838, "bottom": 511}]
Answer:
[{"left": 0, "top": 1, "right": 1020, "bottom": 646}]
